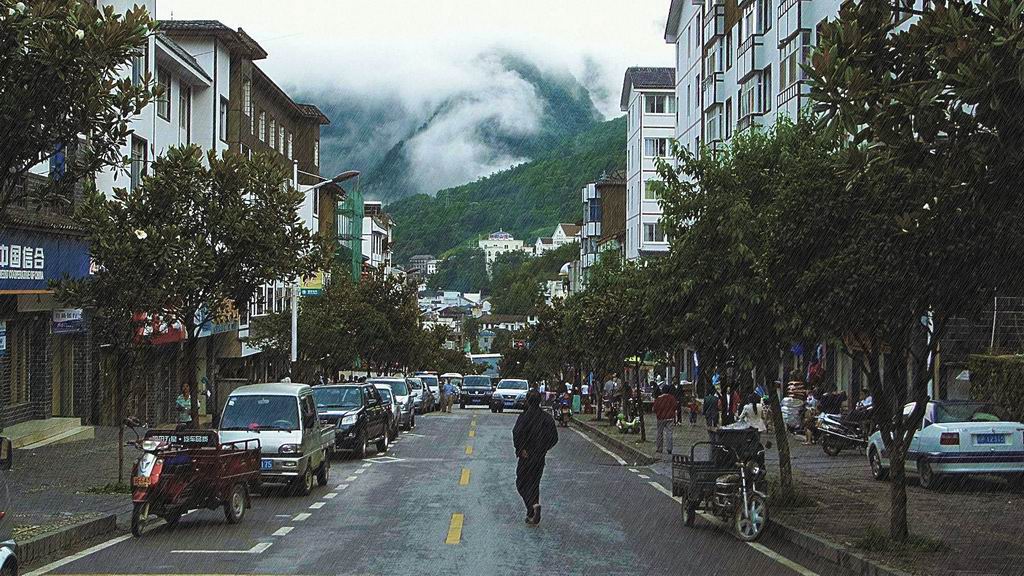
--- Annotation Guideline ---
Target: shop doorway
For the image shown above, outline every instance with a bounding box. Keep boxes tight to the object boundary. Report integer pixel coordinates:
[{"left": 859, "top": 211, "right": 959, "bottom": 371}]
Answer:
[{"left": 51, "top": 338, "right": 75, "bottom": 417}]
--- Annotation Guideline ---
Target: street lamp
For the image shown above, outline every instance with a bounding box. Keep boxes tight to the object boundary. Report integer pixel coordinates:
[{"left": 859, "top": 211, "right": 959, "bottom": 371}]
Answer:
[{"left": 290, "top": 162, "right": 361, "bottom": 368}]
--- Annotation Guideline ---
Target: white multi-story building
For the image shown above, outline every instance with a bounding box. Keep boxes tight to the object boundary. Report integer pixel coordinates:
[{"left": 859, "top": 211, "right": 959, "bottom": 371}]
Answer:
[
  {"left": 665, "top": 0, "right": 846, "bottom": 155},
  {"left": 478, "top": 230, "right": 530, "bottom": 272},
  {"left": 621, "top": 67, "right": 676, "bottom": 261},
  {"left": 362, "top": 201, "right": 394, "bottom": 274}
]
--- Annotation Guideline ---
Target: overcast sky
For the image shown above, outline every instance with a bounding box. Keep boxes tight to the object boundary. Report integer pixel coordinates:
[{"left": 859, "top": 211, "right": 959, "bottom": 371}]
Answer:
[{"left": 158, "top": 0, "right": 674, "bottom": 117}]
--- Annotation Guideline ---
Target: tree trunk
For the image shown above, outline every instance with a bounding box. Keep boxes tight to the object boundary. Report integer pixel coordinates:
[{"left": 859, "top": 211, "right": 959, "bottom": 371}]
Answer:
[
  {"left": 115, "top": 349, "right": 131, "bottom": 485},
  {"left": 766, "top": 377, "right": 793, "bottom": 496},
  {"left": 636, "top": 361, "right": 646, "bottom": 442},
  {"left": 889, "top": 435, "right": 909, "bottom": 541},
  {"left": 184, "top": 328, "right": 201, "bottom": 426}
]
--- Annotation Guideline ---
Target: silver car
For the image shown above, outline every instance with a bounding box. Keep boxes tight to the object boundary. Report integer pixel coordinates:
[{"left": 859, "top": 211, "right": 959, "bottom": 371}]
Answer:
[
  {"left": 374, "top": 383, "right": 401, "bottom": 440},
  {"left": 369, "top": 378, "right": 415, "bottom": 430}
]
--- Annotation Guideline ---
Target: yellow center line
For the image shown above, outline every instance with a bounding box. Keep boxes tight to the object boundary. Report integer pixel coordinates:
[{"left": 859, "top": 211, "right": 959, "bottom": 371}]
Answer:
[
  {"left": 465, "top": 445, "right": 474, "bottom": 455},
  {"left": 468, "top": 429, "right": 476, "bottom": 438},
  {"left": 459, "top": 467, "right": 471, "bottom": 485},
  {"left": 445, "top": 513, "right": 464, "bottom": 544}
]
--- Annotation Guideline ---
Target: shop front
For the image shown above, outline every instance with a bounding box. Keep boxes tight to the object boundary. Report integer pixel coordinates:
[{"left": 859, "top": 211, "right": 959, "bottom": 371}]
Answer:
[{"left": 0, "top": 219, "right": 92, "bottom": 429}]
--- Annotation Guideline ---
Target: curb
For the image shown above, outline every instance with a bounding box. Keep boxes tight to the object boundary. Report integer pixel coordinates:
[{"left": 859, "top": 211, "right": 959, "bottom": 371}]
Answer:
[
  {"left": 570, "top": 417, "right": 658, "bottom": 466},
  {"left": 15, "top": 514, "right": 118, "bottom": 567},
  {"left": 768, "top": 521, "right": 912, "bottom": 576},
  {"left": 570, "top": 419, "right": 910, "bottom": 576}
]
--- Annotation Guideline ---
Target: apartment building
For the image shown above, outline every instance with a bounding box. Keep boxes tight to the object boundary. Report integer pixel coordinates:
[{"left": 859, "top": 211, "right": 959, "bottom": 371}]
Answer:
[
  {"left": 579, "top": 172, "right": 627, "bottom": 282},
  {"left": 479, "top": 231, "right": 530, "bottom": 273},
  {"left": 621, "top": 67, "right": 676, "bottom": 261},
  {"left": 362, "top": 201, "right": 394, "bottom": 274}
]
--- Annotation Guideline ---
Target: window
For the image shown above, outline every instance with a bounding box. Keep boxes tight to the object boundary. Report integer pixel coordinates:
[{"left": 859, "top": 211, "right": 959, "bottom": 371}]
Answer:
[
  {"left": 269, "top": 118, "right": 276, "bottom": 150},
  {"left": 725, "top": 98, "right": 733, "bottom": 140},
  {"left": 694, "top": 75, "right": 699, "bottom": 110},
  {"left": 705, "top": 49, "right": 720, "bottom": 76},
  {"left": 130, "top": 136, "right": 147, "bottom": 192},
  {"left": 242, "top": 78, "right": 252, "bottom": 119},
  {"left": 644, "top": 138, "right": 668, "bottom": 157},
  {"left": 760, "top": 0, "right": 773, "bottom": 32},
  {"left": 280, "top": 129, "right": 286, "bottom": 155},
  {"left": 644, "top": 180, "right": 661, "bottom": 201},
  {"left": 314, "top": 140, "right": 320, "bottom": 167},
  {"left": 312, "top": 190, "right": 319, "bottom": 217},
  {"left": 644, "top": 222, "right": 666, "bottom": 243},
  {"left": 241, "top": 144, "right": 252, "bottom": 160},
  {"left": 645, "top": 94, "right": 675, "bottom": 114},
  {"left": 287, "top": 133, "right": 293, "bottom": 159},
  {"left": 686, "top": 84, "right": 691, "bottom": 113},
  {"left": 761, "top": 66, "right": 773, "bottom": 112},
  {"left": 726, "top": 29, "right": 733, "bottom": 69},
  {"left": 156, "top": 67, "right": 170, "bottom": 121},
  {"left": 218, "top": 97, "right": 228, "bottom": 142},
  {"left": 587, "top": 198, "right": 601, "bottom": 223},
  {"left": 258, "top": 111, "right": 266, "bottom": 142},
  {"left": 179, "top": 83, "right": 191, "bottom": 142},
  {"left": 780, "top": 32, "right": 811, "bottom": 89},
  {"left": 739, "top": 78, "right": 757, "bottom": 119},
  {"left": 131, "top": 47, "right": 146, "bottom": 87}
]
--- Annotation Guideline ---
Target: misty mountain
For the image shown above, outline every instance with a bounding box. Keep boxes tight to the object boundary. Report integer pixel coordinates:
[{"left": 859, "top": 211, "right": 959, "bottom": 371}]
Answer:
[
  {"left": 302, "top": 52, "right": 603, "bottom": 202},
  {"left": 388, "top": 115, "right": 626, "bottom": 266}
]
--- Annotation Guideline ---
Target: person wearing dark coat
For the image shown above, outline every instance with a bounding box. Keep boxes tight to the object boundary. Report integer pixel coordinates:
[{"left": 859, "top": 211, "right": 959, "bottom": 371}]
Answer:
[{"left": 513, "top": 390, "right": 559, "bottom": 525}]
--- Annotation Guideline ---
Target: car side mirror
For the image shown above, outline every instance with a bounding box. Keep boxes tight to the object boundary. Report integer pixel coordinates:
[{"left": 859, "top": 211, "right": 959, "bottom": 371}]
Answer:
[{"left": 0, "top": 436, "right": 13, "bottom": 471}]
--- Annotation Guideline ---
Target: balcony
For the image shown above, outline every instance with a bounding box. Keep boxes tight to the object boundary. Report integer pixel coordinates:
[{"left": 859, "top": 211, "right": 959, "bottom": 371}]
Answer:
[
  {"left": 702, "top": 73, "right": 723, "bottom": 111},
  {"left": 777, "top": 0, "right": 805, "bottom": 44},
  {"left": 703, "top": 1, "right": 726, "bottom": 48},
  {"left": 736, "top": 34, "right": 764, "bottom": 82}
]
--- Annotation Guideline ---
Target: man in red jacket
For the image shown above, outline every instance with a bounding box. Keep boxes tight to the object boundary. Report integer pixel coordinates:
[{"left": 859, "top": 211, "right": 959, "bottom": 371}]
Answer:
[{"left": 653, "top": 389, "right": 679, "bottom": 455}]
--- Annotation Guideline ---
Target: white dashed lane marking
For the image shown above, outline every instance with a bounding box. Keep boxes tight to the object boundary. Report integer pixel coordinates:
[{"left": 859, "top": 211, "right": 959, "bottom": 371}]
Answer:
[
  {"left": 272, "top": 526, "right": 294, "bottom": 536},
  {"left": 309, "top": 502, "right": 325, "bottom": 509},
  {"left": 293, "top": 513, "right": 311, "bottom": 522}
]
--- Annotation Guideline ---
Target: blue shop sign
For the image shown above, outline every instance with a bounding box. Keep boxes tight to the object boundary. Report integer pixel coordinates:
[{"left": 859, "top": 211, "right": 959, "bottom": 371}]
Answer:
[{"left": 0, "top": 228, "right": 90, "bottom": 292}]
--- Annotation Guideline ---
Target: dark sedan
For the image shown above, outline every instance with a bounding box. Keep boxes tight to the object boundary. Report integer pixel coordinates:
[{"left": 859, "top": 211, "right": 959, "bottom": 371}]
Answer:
[
  {"left": 312, "top": 384, "right": 390, "bottom": 458},
  {"left": 459, "top": 375, "right": 494, "bottom": 408}
]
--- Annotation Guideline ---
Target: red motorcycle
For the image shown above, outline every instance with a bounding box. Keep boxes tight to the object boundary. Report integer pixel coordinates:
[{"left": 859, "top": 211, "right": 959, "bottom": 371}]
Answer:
[{"left": 127, "top": 422, "right": 260, "bottom": 537}]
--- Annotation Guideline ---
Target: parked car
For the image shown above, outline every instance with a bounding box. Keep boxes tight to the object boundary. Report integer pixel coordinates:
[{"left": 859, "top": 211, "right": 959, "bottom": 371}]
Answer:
[
  {"left": 1, "top": 436, "right": 16, "bottom": 576},
  {"left": 219, "top": 383, "right": 334, "bottom": 496},
  {"left": 867, "top": 400, "right": 1024, "bottom": 489},
  {"left": 460, "top": 375, "right": 494, "bottom": 408},
  {"left": 374, "top": 383, "right": 401, "bottom": 440},
  {"left": 417, "top": 373, "right": 441, "bottom": 409},
  {"left": 408, "top": 377, "right": 434, "bottom": 414},
  {"left": 490, "top": 378, "right": 530, "bottom": 412},
  {"left": 311, "top": 384, "right": 390, "bottom": 458},
  {"left": 369, "top": 378, "right": 415, "bottom": 430}
]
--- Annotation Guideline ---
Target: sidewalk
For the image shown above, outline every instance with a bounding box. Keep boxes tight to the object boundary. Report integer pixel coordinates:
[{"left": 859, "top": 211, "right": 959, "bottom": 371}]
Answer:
[
  {"left": 7, "top": 426, "right": 132, "bottom": 542},
  {"left": 577, "top": 412, "right": 1024, "bottom": 576}
]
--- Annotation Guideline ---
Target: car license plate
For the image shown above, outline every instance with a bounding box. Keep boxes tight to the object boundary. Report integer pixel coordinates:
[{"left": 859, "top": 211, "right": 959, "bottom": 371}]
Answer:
[
  {"left": 261, "top": 459, "right": 273, "bottom": 470},
  {"left": 132, "top": 476, "right": 149, "bottom": 488},
  {"left": 976, "top": 434, "right": 1005, "bottom": 445}
]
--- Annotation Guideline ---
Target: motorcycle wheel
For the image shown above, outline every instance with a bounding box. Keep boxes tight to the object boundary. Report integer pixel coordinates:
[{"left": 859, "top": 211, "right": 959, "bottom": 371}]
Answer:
[
  {"left": 733, "top": 494, "right": 768, "bottom": 542},
  {"left": 822, "top": 436, "right": 842, "bottom": 457},
  {"left": 130, "top": 502, "right": 149, "bottom": 537},
  {"left": 224, "top": 483, "right": 247, "bottom": 524},
  {"left": 680, "top": 495, "right": 696, "bottom": 527}
]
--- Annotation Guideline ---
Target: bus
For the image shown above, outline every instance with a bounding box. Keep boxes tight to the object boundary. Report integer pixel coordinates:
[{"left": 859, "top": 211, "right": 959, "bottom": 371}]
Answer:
[{"left": 468, "top": 353, "right": 501, "bottom": 378}]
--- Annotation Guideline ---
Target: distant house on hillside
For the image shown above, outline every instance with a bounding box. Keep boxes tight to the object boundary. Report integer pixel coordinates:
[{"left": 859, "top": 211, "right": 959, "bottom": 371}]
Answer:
[
  {"left": 478, "top": 314, "right": 538, "bottom": 333},
  {"left": 479, "top": 230, "right": 531, "bottom": 273},
  {"left": 534, "top": 222, "right": 582, "bottom": 255},
  {"left": 409, "top": 254, "right": 438, "bottom": 276}
]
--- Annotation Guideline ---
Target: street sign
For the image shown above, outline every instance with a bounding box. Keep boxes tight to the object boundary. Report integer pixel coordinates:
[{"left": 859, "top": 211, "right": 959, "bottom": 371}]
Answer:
[
  {"left": 0, "top": 320, "right": 6, "bottom": 355},
  {"left": 52, "top": 308, "right": 85, "bottom": 334},
  {"left": 301, "top": 271, "right": 324, "bottom": 296}
]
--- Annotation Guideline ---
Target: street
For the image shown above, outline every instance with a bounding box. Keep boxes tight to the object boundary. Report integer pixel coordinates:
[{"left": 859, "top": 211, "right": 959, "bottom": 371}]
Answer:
[{"left": 25, "top": 409, "right": 841, "bottom": 576}]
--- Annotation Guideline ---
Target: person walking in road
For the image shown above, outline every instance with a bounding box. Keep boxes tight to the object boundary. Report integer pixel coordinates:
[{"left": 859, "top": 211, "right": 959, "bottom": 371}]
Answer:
[
  {"left": 513, "top": 390, "right": 559, "bottom": 525},
  {"left": 673, "top": 379, "right": 686, "bottom": 424},
  {"left": 653, "top": 387, "right": 678, "bottom": 455},
  {"left": 443, "top": 380, "right": 457, "bottom": 412},
  {"left": 703, "top": 388, "right": 720, "bottom": 429}
]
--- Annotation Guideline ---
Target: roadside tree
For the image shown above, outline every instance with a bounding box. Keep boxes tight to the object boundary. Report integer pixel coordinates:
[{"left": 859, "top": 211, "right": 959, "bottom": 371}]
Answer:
[
  {"left": 0, "top": 0, "right": 158, "bottom": 221},
  {"left": 74, "top": 146, "right": 322, "bottom": 425}
]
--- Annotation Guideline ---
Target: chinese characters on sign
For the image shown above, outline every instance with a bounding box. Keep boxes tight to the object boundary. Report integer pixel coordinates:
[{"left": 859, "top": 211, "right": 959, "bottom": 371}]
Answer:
[{"left": 0, "top": 243, "right": 46, "bottom": 281}]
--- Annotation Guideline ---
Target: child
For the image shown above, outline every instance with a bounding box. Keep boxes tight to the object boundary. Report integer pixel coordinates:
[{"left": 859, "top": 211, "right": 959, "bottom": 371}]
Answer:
[{"left": 688, "top": 396, "right": 699, "bottom": 426}]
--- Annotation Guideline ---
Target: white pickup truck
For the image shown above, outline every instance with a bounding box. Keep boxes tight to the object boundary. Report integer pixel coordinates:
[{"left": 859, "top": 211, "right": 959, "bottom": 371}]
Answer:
[{"left": 219, "top": 383, "right": 335, "bottom": 496}]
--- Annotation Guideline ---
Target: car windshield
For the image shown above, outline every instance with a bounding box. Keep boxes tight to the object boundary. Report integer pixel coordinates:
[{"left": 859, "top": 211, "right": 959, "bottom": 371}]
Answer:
[
  {"left": 934, "top": 402, "right": 1007, "bottom": 423},
  {"left": 463, "top": 376, "right": 492, "bottom": 389},
  {"left": 311, "top": 387, "right": 362, "bottom": 409},
  {"left": 220, "top": 395, "right": 299, "bottom": 431},
  {"left": 408, "top": 379, "right": 423, "bottom": 390},
  {"left": 498, "top": 380, "right": 529, "bottom": 390},
  {"left": 371, "top": 379, "right": 409, "bottom": 396},
  {"left": 376, "top": 387, "right": 393, "bottom": 402},
  {"left": 421, "top": 376, "right": 439, "bottom": 388}
]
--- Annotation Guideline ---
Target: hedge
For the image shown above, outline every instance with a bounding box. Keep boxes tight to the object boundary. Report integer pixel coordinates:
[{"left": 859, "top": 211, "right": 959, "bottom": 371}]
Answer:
[{"left": 968, "top": 354, "right": 1024, "bottom": 422}]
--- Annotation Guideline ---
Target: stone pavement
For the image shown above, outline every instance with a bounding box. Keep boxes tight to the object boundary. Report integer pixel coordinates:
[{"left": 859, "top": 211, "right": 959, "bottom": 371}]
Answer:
[
  {"left": 580, "top": 411, "right": 1024, "bottom": 576},
  {"left": 6, "top": 426, "right": 132, "bottom": 541}
]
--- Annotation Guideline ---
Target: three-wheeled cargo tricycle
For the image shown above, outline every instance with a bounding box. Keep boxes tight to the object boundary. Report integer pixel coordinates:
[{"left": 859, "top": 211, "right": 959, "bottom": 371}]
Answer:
[
  {"left": 671, "top": 426, "right": 770, "bottom": 541},
  {"left": 128, "top": 425, "right": 261, "bottom": 537}
]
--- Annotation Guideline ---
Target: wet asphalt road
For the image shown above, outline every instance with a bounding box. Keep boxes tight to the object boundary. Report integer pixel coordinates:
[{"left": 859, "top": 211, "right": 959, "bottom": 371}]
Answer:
[{"left": 28, "top": 408, "right": 848, "bottom": 576}]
